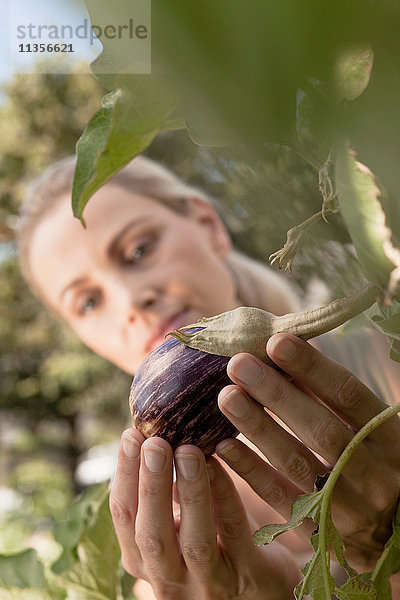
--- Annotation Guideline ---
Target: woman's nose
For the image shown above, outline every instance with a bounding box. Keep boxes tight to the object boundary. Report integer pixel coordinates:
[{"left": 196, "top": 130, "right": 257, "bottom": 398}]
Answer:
[{"left": 127, "top": 288, "right": 158, "bottom": 323}]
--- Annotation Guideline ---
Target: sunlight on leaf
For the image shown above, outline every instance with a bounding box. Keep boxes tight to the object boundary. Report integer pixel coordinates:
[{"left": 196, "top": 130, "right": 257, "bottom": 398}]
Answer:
[
  {"left": 333, "top": 45, "right": 374, "bottom": 102},
  {"left": 335, "top": 146, "right": 400, "bottom": 299}
]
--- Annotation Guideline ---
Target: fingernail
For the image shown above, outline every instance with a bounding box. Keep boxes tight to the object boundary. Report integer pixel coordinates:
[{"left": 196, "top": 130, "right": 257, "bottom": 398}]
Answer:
[
  {"left": 268, "top": 335, "right": 297, "bottom": 362},
  {"left": 215, "top": 441, "right": 242, "bottom": 462},
  {"left": 175, "top": 453, "right": 200, "bottom": 480},
  {"left": 122, "top": 432, "right": 140, "bottom": 458},
  {"left": 143, "top": 444, "right": 166, "bottom": 473},
  {"left": 219, "top": 389, "right": 251, "bottom": 418},
  {"left": 229, "top": 355, "right": 263, "bottom": 386}
]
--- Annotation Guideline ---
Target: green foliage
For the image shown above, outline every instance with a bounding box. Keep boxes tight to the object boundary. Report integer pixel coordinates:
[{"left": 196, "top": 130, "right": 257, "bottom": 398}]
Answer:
[
  {"left": 74, "top": 1, "right": 400, "bottom": 209},
  {"left": 0, "top": 588, "right": 66, "bottom": 600},
  {"left": 254, "top": 490, "right": 323, "bottom": 545},
  {"left": 333, "top": 45, "right": 374, "bottom": 103},
  {"left": 369, "top": 502, "right": 400, "bottom": 598},
  {"left": 364, "top": 301, "right": 400, "bottom": 362},
  {"left": 57, "top": 486, "right": 120, "bottom": 600},
  {"left": 0, "top": 484, "right": 136, "bottom": 600},
  {"left": 10, "top": 460, "right": 72, "bottom": 522},
  {"left": 73, "top": 83, "right": 175, "bottom": 223},
  {"left": 0, "top": 63, "right": 104, "bottom": 216},
  {"left": 0, "top": 549, "right": 45, "bottom": 588},
  {"left": 296, "top": 545, "right": 337, "bottom": 600},
  {"left": 52, "top": 483, "right": 113, "bottom": 574},
  {"left": 74, "top": 1, "right": 400, "bottom": 317},
  {"left": 335, "top": 145, "right": 400, "bottom": 297}
]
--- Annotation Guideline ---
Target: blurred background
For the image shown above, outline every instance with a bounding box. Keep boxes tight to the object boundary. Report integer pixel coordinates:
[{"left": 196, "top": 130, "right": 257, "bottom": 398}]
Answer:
[{"left": 0, "top": 0, "right": 369, "bottom": 588}]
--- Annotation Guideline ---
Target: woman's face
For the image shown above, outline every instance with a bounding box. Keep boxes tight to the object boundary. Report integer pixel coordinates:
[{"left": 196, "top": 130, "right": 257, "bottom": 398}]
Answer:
[{"left": 29, "top": 183, "right": 240, "bottom": 374}]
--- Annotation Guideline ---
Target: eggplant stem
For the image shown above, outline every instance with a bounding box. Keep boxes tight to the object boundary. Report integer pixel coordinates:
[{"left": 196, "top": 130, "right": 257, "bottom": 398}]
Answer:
[{"left": 273, "top": 283, "right": 379, "bottom": 340}]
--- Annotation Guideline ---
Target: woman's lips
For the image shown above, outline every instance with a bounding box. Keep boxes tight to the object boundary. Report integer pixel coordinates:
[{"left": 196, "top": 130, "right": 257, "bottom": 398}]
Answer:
[{"left": 146, "top": 309, "right": 195, "bottom": 353}]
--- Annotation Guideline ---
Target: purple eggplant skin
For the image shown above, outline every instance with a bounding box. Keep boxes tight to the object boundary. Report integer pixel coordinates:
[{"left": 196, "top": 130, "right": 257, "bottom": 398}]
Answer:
[{"left": 129, "top": 329, "right": 239, "bottom": 456}]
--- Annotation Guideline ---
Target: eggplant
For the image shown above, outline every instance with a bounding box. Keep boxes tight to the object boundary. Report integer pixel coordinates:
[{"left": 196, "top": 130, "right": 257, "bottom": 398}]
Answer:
[{"left": 129, "top": 329, "right": 238, "bottom": 456}]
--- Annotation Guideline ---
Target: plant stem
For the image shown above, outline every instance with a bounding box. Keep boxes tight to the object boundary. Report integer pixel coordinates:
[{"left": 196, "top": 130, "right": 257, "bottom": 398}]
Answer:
[
  {"left": 317, "top": 402, "right": 400, "bottom": 598},
  {"left": 294, "top": 209, "right": 337, "bottom": 231},
  {"left": 370, "top": 537, "right": 392, "bottom": 584},
  {"left": 297, "top": 548, "right": 321, "bottom": 600},
  {"left": 273, "top": 283, "right": 379, "bottom": 340}
]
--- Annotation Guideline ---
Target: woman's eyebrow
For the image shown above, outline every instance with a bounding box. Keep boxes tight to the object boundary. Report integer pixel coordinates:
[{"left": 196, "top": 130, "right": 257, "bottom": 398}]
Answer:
[
  {"left": 59, "top": 276, "right": 90, "bottom": 303},
  {"left": 107, "top": 217, "right": 149, "bottom": 256}
]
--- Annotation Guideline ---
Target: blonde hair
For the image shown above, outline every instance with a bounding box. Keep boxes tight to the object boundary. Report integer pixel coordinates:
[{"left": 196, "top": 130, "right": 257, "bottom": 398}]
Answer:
[{"left": 18, "top": 154, "right": 299, "bottom": 315}]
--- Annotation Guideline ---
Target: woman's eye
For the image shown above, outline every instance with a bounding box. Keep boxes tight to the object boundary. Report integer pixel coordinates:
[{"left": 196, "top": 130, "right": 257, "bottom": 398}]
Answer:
[
  {"left": 123, "top": 238, "right": 152, "bottom": 264},
  {"left": 78, "top": 295, "right": 100, "bottom": 315}
]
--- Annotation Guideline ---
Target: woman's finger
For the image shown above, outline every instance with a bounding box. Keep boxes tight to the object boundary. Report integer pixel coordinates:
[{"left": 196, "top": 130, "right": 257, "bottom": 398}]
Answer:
[
  {"left": 217, "top": 379, "right": 358, "bottom": 484},
  {"left": 267, "top": 333, "right": 400, "bottom": 448},
  {"left": 224, "top": 357, "right": 374, "bottom": 481},
  {"left": 109, "top": 428, "right": 144, "bottom": 573},
  {"left": 211, "top": 442, "right": 319, "bottom": 546},
  {"left": 174, "top": 445, "right": 222, "bottom": 585},
  {"left": 205, "top": 456, "right": 261, "bottom": 557},
  {"left": 136, "top": 437, "right": 182, "bottom": 585}
]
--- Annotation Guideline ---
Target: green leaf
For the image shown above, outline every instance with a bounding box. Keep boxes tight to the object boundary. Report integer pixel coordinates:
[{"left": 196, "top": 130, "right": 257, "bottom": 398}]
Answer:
[
  {"left": 369, "top": 499, "right": 400, "bottom": 599},
  {"left": 75, "top": 1, "right": 400, "bottom": 220},
  {"left": 0, "top": 549, "right": 45, "bottom": 589},
  {"left": 365, "top": 306, "right": 400, "bottom": 341},
  {"left": 295, "top": 514, "right": 366, "bottom": 599},
  {"left": 293, "top": 496, "right": 369, "bottom": 599},
  {"left": 335, "top": 146, "right": 400, "bottom": 298},
  {"left": 52, "top": 483, "right": 109, "bottom": 574},
  {"left": 326, "top": 516, "right": 357, "bottom": 580},
  {"left": 0, "top": 588, "right": 66, "bottom": 600},
  {"left": 335, "top": 576, "right": 377, "bottom": 600},
  {"left": 83, "top": 0, "right": 151, "bottom": 83},
  {"left": 72, "top": 82, "right": 175, "bottom": 222},
  {"left": 389, "top": 342, "right": 400, "bottom": 363},
  {"left": 58, "top": 489, "right": 120, "bottom": 600},
  {"left": 364, "top": 301, "right": 400, "bottom": 363},
  {"left": 333, "top": 45, "right": 374, "bottom": 102},
  {"left": 295, "top": 545, "right": 336, "bottom": 600},
  {"left": 253, "top": 490, "right": 323, "bottom": 545}
]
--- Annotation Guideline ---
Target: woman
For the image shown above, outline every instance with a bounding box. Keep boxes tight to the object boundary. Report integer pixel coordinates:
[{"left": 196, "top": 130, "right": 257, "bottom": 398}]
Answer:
[{"left": 18, "top": 155, "right": 400, "bottom": 598}]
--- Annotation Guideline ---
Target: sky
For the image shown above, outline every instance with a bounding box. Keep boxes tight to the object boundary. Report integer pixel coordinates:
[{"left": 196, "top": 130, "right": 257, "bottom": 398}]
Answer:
[{"left": 1, "top": 0, "right": 102, "bottom": 89}]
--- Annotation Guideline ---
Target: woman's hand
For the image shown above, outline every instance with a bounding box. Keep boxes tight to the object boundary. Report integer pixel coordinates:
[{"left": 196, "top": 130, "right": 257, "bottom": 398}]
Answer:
[
  {"left": 216, "top": 333, "right": 400, "bottom": 573},
  {"left": 109, "top": 429, "right": 300, "bottom": 600}
]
